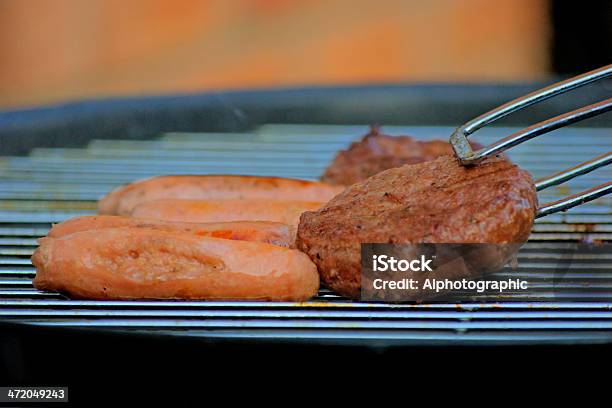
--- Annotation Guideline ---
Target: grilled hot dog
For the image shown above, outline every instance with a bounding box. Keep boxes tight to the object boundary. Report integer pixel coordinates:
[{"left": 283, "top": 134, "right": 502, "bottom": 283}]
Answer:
[
  {"left": 32, "top": 227, "right": 319, "bottom": 301},
  {"left": 99, "top": 175, "right": 343, "bottom": 215},
  {"left": 48, "top": 215, "right": 292, "bottom": 247},
  {"left": 131, "top": 199, "right": 323, "bottom": 228}
]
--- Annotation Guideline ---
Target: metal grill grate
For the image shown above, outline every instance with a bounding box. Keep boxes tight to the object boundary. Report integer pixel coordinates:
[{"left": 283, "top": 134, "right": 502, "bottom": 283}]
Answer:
[{"left": 0, "top": 124, "right": 611, "bottom": 345}]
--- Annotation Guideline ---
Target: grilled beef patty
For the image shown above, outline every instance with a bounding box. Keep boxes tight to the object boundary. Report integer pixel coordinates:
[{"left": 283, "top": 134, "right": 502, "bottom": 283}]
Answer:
[
  {"left": 321, "top": 126, "right": 480, "bottom": 186},
  {"left": 298, "top": 155, "right": 537, "bottom": 299}
]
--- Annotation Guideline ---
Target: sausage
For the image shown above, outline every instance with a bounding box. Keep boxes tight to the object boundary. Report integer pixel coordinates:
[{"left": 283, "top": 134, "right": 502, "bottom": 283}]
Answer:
[
  {"left": 32, "top": 227, "right": 320, "bottom": 301},
  {"left": 131, "top": 199, "right": 323, "bottom": 228},
  {"left": 47, "top": 215, "right": 293, "bottom": 247},
  {"left": 98, "top": 175, "right": 344, "bottom": 215}
]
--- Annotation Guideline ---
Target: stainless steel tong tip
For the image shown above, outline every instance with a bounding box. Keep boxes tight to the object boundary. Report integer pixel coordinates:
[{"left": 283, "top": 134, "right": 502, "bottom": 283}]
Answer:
[{"left": 449, "top": 64, "right": 612, "bottom": 217}]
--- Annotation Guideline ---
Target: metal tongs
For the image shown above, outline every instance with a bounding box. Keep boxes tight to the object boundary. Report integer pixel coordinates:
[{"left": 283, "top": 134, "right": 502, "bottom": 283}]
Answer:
[{"left": 450, "top": 64, "right": 612, "bottom": 218}]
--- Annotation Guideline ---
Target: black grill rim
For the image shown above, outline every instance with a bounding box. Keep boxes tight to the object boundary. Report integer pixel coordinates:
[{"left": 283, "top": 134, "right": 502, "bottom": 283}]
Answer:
[{"left": 1, "top": 82, "right": 611, "bottom": 156}]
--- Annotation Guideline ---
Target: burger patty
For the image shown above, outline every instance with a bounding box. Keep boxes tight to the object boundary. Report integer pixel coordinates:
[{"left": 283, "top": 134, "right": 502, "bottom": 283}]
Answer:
[
  {"left": 297, "top": 154, "right": 537, "bottom": 299},
  {"left": 321, "top": 126, "right": 480, "bottom": 186}
]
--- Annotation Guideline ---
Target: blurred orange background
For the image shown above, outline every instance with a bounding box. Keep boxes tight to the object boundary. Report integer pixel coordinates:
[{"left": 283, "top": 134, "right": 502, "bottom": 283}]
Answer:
[{"left": 0, "top": 0, "right": 550, "bottom": 109}]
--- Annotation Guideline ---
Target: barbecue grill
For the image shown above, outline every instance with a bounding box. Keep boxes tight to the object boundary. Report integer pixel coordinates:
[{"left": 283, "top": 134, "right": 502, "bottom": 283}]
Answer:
[{"left": 0, "top": 84, "right": 610, "bottom": 357}]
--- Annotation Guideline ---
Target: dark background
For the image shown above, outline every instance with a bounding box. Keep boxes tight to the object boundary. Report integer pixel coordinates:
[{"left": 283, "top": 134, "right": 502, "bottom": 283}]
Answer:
[{"left": 551, "top": 1, "right": 612, "bottom": 74}]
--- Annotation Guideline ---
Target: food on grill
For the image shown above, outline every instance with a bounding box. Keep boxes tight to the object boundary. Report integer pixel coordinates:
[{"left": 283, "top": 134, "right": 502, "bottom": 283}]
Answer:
[
  {"left": 32, "top": 227, "right": 319, "bottom": 301},
  {"left": 99, "top": 175, "right": 344, "bottom": 215},
  {"left": 131, "top": 199, "right": 323, "bottom": 229},
  {"left": 297, "top": 155, "right": 537, "bottom": 299},
  {"left": 47, "top": 216, "right": 292, "bottom": 247},
  {"left": 321, "top": 126, "right": 481, "bottom": 186}
]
